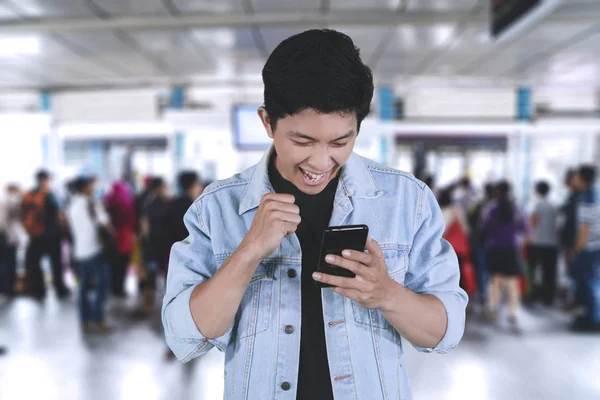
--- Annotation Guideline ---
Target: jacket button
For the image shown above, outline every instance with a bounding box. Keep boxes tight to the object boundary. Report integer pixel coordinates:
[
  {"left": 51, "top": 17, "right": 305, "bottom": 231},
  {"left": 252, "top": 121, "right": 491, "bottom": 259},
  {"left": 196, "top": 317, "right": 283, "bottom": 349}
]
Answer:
[
  {"left": 287, "top": 269, "right": 297, "bottom": 278},
  {"left": 284, "top": 325, "right": 294, "bottom": 334},
  {"left": 281, "top": 382, "right": 291, "bottom": 391}
]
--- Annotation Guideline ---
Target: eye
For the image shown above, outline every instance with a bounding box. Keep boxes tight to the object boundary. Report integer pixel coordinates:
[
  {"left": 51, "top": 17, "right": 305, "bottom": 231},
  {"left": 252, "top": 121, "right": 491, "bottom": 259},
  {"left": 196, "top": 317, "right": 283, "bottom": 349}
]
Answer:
[
  {"left": 293, "top": 141, "right": 311, "bottom": 147},
  {"left": 332, "top": 142, "right": 349, "bottom": 148}
]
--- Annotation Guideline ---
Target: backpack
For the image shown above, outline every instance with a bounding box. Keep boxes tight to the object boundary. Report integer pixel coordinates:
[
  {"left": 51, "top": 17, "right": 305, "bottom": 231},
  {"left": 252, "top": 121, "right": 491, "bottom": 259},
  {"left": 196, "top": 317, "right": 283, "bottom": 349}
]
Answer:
[{"left": 22, "top": 190, "right": 47, "bottom": 237}]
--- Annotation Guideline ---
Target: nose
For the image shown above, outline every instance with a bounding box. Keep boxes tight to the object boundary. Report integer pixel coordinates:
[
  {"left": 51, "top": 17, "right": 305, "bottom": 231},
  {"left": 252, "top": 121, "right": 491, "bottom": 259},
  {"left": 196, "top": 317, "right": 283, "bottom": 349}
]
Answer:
[{"left": 307, "top": 146, "right": 333, "bottom": 172}]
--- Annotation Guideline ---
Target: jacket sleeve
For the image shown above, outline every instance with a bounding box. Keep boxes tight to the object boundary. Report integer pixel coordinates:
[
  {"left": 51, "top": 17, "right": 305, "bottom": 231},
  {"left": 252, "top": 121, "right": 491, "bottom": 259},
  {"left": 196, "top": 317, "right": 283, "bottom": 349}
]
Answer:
[
  {"left": 162, "top": 199, "right": 233, "bottom": 362},
  {"left": 404, "top": 186, "right": 469, "bottom": 354}
]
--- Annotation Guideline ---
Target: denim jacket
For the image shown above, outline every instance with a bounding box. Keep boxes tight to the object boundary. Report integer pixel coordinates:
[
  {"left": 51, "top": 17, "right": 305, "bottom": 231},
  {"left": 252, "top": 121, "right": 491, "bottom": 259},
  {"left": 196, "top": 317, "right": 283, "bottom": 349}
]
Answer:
[{"left": 162, "top": 148, "right": 468, "bottom": 400}]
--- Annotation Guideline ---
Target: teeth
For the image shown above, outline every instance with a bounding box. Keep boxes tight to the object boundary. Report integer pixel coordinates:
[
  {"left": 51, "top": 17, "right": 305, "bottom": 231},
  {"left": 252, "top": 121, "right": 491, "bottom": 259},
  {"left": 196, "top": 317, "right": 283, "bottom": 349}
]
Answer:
[{"left": 302, "top": 169, "right": 325, "bottom": 181}]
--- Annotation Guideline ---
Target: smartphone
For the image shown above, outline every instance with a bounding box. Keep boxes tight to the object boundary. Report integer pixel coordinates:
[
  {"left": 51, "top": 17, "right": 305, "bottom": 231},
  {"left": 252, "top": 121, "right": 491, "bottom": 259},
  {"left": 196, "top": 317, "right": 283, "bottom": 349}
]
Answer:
[{"left": 315, "top": 224, "right": 369, "bottom": 288}]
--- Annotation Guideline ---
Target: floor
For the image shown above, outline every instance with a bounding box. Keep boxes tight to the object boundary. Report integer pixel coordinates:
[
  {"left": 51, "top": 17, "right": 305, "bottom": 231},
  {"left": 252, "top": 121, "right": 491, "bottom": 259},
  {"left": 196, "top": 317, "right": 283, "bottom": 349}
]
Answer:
[{"left": 1, "top": 289, "right": 599, "bottom": 400}]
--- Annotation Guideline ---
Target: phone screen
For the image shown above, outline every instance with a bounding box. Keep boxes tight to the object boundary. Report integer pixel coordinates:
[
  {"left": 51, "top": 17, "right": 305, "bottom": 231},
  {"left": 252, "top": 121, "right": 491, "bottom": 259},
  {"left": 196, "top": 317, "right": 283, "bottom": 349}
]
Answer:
[{"left": 315, "top": 225, "right": 369, "bottom": 288}]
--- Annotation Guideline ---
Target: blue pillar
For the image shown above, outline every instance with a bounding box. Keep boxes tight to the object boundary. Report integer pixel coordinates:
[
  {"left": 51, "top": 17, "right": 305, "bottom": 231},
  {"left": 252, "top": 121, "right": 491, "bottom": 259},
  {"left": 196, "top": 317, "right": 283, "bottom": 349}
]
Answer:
[
  {"left": 517, "top": 86, "right": 532, "bottom": 206},
  {"left": 378, "top": 86, "right": 394, "bottom": 121},
  {"left": 171, "top": 86, "right": 185, "bottom": 109},
  {"left": 517, "top": 86, "right": 532, "bottom": 121},
  {"left": 39, "top": 91, "right": 52, "bottom": 167},
  {"left": 378, "top": 86, "right": 395, "bottom": 166},
  {"left": 171, "top": 86, "right": 186, "bottom": 177},
  {"left": 40, "top": 90, "right": 52, "bottom": 112}
]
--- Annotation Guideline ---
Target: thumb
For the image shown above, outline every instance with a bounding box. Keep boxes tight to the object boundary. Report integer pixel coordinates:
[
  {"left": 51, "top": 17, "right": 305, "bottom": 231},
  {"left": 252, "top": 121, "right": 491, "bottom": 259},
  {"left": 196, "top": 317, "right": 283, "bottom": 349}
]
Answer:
[{"left": 365, "top": 236, "right": 384, "bottom": 260}]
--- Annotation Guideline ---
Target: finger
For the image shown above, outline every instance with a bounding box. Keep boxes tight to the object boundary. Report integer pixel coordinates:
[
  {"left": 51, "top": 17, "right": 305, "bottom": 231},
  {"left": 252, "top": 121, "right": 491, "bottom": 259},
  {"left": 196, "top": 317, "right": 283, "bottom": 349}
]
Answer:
[
  {"left": 269, "top": 202, "right": 300, "bottom": 215},
  {"left": 331, "top": 287, "right": 362, "bottom": 301},
  {"left": 264, "top": 193, "right": 295, "bottom": 204},
  {"left": 324, "top": 254, "right": 362, "bottom": 275},
  {"left": 312, "top": 272, "right": 360, "bottom": 290},
  {"left": 365, "top": 236, "right": 384, "bottom": 260},
  {"left": 273, "top": 211, "right": 301, "bottom": 224},
  {"left": 340, "top": 249, "right": 373, "bottom": 267},
  {"left": 283, "top": 221, "right": 299, "bottom": 236}
]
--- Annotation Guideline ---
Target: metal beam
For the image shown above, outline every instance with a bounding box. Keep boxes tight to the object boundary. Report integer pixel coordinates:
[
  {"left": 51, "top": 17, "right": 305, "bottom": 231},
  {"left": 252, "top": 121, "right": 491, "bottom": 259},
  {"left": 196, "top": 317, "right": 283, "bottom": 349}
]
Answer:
[
  {"left": 0, "top": 10, "right": 504, "bottom": 34},
  {"left": 1, "top": 7, "right": 600, "bottom": 34}
]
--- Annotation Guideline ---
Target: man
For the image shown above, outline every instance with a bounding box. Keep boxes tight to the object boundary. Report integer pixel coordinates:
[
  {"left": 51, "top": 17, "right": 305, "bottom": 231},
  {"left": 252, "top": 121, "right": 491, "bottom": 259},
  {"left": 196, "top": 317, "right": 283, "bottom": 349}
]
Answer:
[
  {"left": 163, "top": 30, "right": 467, "bottom": 399},
  {"left": 571, "top": 165, "right": 600, "bottom": 332},
  {"left": 140, "top": 177, "right": 170, "bottom": 314},
  {"left": 66, "top": 176, "right": 112, "bottom": 333},
  {"left": 560, "top": 169, "right": 580, "bottom": 310},
  {"left": 467, "top": 183, "right": 496, "bottom": 307},
  {"left": 165, "top": 171, "right": 204, "bottom": 247},
  {"left": 528, "top": 181, "right": 559, "bottom": 306},
  {"left": 0, "top": 184, "right": 23, "bottom": 297},
  {"left": 22, "top": 170, "right": 70, "bottom": 300}
]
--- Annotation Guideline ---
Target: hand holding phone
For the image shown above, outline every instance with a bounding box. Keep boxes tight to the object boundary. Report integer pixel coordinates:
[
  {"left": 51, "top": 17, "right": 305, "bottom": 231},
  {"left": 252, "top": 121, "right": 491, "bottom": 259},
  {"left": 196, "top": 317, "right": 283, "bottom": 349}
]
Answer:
[{"left": 315, "top": 225, "right": 369, "bottom": 288}]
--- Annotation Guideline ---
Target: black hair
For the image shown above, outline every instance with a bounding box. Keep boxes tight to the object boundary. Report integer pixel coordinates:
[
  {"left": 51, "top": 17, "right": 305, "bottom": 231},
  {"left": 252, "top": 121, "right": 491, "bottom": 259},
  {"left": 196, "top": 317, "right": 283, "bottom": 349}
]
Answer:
[
  {"left": 459, "top": 177, "right": 471, "bottom": 188},
  {"left": 423, "top": 175, "right": 434, "bottom": 190},
  {"left": 262, "top": 29, "right": 374, "bottom": 132},
  {"left": 177, "top": 171, "right": 200, "bottom": 192},
  {"left": 496, "top": 180, "right": 514, "bottom": 223},
  {"left": 74, "top": 177, "right": 93, "bottom": 194},
  {"left": 36, "top": 169, "right": 50, "bottom": 183},
  {"left": 438, "top": 188, "right": 453, "bottom": 208},
  {"left": 564, "top": 168, "right": 575, "bottom": 185},
  {"left": 149, "top": 177, "right": 165, "bottom": 192},
  {"left": 578, "top": 165, "right": 596, "bottom": 185},
  {"left": 535, "top": 181, "right": 550, "bottom": 197},
  {"left": 484, "top": 183, "right": 495, "bottom": 199}
]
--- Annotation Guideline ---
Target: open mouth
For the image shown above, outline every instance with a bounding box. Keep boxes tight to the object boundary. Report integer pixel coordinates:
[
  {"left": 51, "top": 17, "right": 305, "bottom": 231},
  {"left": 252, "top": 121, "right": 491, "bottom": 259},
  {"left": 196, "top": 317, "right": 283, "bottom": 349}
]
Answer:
[{"left": 299, "top": 167, "right": 330, "bottom": 186}]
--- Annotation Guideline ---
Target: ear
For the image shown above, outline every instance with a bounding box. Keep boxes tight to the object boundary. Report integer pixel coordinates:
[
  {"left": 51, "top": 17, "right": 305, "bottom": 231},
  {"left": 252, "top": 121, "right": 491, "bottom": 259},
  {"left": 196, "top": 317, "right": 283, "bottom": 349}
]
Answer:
[{"left": 258, "top": 107, "right": 274, "bottom": 139}]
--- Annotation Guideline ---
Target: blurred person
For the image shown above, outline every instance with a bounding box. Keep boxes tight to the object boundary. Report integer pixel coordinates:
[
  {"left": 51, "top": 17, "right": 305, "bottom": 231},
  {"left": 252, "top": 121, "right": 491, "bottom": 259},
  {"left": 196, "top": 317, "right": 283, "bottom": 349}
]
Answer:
[
  {"left": 0, "top": 346, "right": 6, "bottom": 356},
  {"left": 134, "top": 175, "right": 154, "bottom": 234},
  {"left": 467, "top": 183, "right": 496, "bottom": 306},
  {"left": 0, "top": 184, "right": 24, "bottom": 297},
  {"left": 439, "top": 187, "right": 477, "bottom": 300},
  {"left": 22, "top": 170, "right": 70, "bottom": 300},
  {"left": 66, "top": 176, "right": 112, "bottom": 334},
  {"left": 559, "top": 169, "right": 580, "bottom": 310},
  {"left": 163, "top": 29, "right": 467, "bottom": 400},
  {"left": 164, "top": 171, "right": 203, "bottom": 248},
  {"left": 132, "top": 175, "right": 154, "bottom": 293},
  {"left": 453, "top": 176, "right": 477, "bottom": 216},
  {"left": 528, "top": 181, "right": 559, "bottom": 306},
  {"left": 482, "top": 181, "right": 527, "bottom": 333},
  {"left": 570, "top": 165, "right": 600, "bottom": 332},
  {"left": 104, "top": 181, "right": 136, "bottom": 298},
  {"left": 139, "top": 177, "right": 169, "bottom": 314}
]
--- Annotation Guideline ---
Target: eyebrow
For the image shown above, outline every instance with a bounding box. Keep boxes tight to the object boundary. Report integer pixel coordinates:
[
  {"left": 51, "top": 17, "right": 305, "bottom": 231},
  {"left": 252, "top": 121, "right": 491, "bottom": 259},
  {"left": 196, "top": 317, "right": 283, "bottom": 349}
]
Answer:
[{"left": 287, "top": 130, "right": 355, "bottom": 143}]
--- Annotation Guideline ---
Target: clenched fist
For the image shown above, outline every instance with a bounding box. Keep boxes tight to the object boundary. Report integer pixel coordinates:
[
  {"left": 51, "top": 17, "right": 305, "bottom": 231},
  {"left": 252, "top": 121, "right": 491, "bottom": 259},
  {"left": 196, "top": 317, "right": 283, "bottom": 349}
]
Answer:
[{"left": 240, "top": 193, "right": 301, "bottom": 261}]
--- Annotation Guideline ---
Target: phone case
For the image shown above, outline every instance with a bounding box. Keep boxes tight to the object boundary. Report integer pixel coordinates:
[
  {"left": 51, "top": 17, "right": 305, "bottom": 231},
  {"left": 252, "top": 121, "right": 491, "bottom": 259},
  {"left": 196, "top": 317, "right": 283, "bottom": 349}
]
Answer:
[{"left": 315, "top": 224, "right": 369, "bottom": 289}]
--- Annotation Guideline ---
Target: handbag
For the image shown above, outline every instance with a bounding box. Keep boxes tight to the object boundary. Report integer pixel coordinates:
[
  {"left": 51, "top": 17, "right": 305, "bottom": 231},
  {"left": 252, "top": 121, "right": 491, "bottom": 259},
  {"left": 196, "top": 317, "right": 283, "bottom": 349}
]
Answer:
[
  {"left": 459, "top": 259, "right": 478, "bottom": 296},
  {"left": 444, "top": 219, "right": 471, "bottom": 259}
]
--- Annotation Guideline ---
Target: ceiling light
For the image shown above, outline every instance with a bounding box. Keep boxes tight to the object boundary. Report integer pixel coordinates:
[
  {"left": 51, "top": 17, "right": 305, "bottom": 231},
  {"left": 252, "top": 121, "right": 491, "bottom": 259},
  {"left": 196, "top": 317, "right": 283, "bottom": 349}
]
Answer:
[{"left": 0, "top": 36, "right": 40, "bottom": 57}]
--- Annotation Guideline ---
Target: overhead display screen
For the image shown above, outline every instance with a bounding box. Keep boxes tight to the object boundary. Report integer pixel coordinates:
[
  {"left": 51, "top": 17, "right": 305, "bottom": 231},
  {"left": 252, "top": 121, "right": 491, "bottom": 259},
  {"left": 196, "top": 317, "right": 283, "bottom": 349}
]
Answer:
[
  {"left": 231, "top": 105, "right": 271, "bottom": 150},
  {"left": 491, "top": 0, "right": 561, "bottom": 41}
]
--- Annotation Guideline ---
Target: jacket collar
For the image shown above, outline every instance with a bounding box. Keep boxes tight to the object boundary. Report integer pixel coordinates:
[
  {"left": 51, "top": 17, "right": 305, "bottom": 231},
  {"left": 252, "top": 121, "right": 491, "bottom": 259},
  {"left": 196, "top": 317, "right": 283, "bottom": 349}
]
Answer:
[{"left": 239, "top": 146, "right": 382, "bottom": 215}]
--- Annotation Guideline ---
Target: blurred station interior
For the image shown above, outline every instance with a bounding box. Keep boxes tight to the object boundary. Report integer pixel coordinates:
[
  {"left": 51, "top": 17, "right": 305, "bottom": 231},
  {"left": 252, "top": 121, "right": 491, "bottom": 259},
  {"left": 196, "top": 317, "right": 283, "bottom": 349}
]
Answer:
[{"left": 0, "top": 1, "right": 600, "bottom": 400}]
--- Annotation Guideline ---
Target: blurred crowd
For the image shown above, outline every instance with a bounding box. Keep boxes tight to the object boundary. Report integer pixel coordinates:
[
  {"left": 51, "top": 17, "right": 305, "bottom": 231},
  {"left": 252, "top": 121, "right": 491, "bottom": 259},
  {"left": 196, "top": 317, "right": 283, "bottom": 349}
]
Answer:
[
  {"left": 0, "top": 169, "right": 205, "bottom": 344},
  {"left": 429, "top": 164, "right": 600, "bottom": 334},
  {"left": 1, "top": 162, "right": 598, "bottom": 353}
]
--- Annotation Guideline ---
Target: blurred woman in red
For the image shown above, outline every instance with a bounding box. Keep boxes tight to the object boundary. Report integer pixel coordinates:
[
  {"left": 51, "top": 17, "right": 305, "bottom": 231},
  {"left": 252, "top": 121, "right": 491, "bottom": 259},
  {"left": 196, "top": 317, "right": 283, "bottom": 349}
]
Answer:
[{"left": 104, "top": 181, "right": 136, "bottom": 298}]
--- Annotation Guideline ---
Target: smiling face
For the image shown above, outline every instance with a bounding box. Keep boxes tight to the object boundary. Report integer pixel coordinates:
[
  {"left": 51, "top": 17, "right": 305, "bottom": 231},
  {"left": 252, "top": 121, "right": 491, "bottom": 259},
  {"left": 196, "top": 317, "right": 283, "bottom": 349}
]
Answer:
[{"left": 259, "top": 107, "right": 357, "bottom": 195}]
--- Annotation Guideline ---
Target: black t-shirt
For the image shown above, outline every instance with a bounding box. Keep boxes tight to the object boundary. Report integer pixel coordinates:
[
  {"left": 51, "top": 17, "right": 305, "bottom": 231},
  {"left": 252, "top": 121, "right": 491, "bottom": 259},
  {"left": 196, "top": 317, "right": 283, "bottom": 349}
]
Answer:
[{"left": 268, "top": 156, "right": 338, "bottom": 400}]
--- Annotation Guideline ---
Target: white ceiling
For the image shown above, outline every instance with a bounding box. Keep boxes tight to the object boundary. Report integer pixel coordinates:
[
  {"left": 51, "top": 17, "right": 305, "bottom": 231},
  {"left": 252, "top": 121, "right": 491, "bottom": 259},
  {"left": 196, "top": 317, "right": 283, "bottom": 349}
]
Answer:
[{"left": 0, "top": 0, "right": 600, "bottom": 90}]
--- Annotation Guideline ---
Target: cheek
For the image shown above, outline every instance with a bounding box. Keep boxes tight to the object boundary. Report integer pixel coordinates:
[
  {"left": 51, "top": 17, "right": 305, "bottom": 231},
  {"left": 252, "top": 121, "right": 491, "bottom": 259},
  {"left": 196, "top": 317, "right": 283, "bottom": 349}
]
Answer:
[{"left": 333, "top": 147, "right": 354, "bottom": 166}]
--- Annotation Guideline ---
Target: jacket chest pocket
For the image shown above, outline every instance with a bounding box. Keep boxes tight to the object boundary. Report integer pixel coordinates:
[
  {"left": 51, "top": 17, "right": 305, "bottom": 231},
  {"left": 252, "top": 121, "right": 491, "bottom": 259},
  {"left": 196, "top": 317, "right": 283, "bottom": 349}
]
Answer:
[
  {"left": 236, "top": 262, "right": 274, "bottom": 340},
  {"left": 352, "top": 246, "right": 408, "bottom": 330}
]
